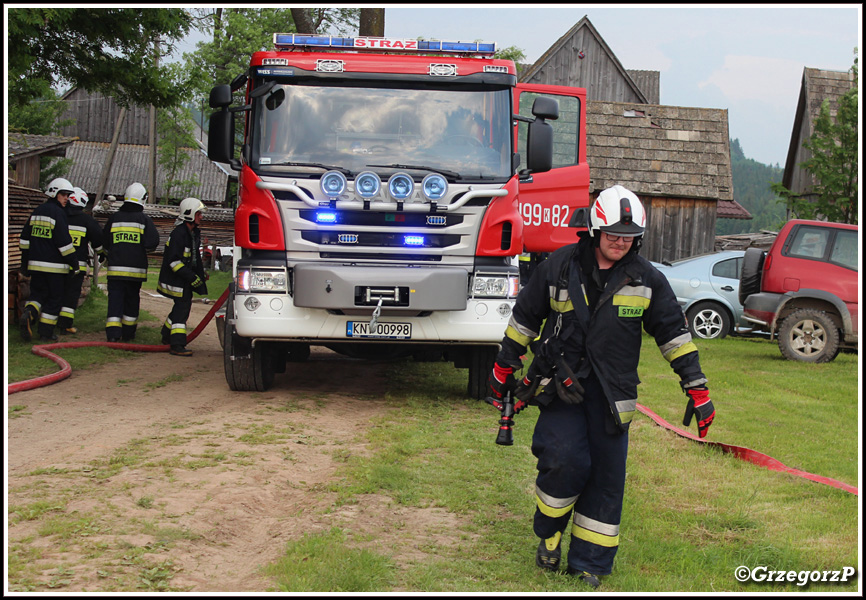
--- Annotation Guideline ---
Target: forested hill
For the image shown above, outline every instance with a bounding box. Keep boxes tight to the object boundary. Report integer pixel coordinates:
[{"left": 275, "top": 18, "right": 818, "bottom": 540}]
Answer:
[{"left": 719, "top": 138, "right": 787, "bottom": 235}]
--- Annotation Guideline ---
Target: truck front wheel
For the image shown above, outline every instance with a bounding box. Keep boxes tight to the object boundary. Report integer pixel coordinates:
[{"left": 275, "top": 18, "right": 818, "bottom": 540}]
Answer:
[
  {"left": 777, "top": 308, "right": 841, "bottom": 363},
  {"left": 467, "top": 346, "right": 496, "bottom": 400},
  {"left": 224, "top": 293, "right": 276, "bottom": 391}
]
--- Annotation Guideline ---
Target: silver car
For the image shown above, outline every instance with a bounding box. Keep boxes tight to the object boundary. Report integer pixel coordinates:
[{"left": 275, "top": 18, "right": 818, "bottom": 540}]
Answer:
[{"left": 652, "top": 250, "right": 746, "bottom": 340}]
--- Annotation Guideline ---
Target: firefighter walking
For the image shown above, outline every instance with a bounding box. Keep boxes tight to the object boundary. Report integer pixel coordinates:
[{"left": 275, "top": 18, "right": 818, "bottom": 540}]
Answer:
[
  {"left": 57, "top": 187, "right": 104, "bottom": 335},
  {"left": 102, "top": 183, "right": 160, "bottom": 342},
  {"left": 157, "top": 197, "right": 209, "bottom": 357},
  {"left": 488, "top": 185, "right": 716, "bottom": 588},
  {"left": 18, "top": 178, "right": 81, "bottom": 342}
]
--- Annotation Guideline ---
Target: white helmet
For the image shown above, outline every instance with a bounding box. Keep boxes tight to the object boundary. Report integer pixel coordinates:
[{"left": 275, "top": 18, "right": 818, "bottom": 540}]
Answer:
[
  {"left": 46, "top": 177, "right": 74, "bottom": 199},
  {"left": 588, "top": 185, "right": 646, "bottom": 240},
  {"left": 176, "top": 197, "right": 206, "bottom": 224},
  {"left": 69, "top": 187, "right": 89, "bottom": 208},
  {"left": 124, "top": 182, "right": 148, "bottom": 205}
]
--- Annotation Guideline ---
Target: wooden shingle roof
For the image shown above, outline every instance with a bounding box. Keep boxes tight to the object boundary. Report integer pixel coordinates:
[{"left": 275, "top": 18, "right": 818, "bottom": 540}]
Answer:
[
  {"left": 64, "top": 141, "right": 229, "bottom": 204},
  {"left": 8, "top": 133, "right": 78, "bottom": 162},
  {"left": 587, "top": 100, "right": 748, "bottom": 217}
]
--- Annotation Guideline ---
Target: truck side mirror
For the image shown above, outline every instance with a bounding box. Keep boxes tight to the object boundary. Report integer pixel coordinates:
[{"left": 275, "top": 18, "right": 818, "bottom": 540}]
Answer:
[
  {"left": 523, "top": 96, "right": 558, "bottom": 175},
  {"left": 531, "top": 96, "right": 559, "bottom": 120},
  {"left": 208, "top": 108, "right": 239, "bottom": 170},
  {"left": 526, "top": 120, "right": 553, "bottom": 174},
  {"left": 209, "top": 84, "right": 233, "bottom": 109}
]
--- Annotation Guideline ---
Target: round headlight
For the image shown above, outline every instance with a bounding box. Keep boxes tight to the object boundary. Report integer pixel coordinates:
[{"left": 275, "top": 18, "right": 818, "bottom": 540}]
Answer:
[
  {"left": 354, "top": 171, "right": 381, "bottom": 199},
  {"left": 387, "top": 173, "right": 415, "bottom": 201},
  {"left": 421, "top": 173, "right": 448, "bottom": 202},
  {"left": 320, "top": 170, "right": 347, "bottom": 197}
]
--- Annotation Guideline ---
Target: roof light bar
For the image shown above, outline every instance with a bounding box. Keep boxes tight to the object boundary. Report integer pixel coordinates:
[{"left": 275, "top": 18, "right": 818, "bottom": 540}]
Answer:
[{"left": 273, "top": 34, "right": 496, "bottom": 55}]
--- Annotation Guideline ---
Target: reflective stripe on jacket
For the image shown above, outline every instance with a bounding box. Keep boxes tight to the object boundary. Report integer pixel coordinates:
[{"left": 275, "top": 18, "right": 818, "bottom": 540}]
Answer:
[
  {"left": 102, "top": 205, "right": 159, "bottom": 281},
  {"left": 497, "top": 236, "right": 706, "bottom": 431},
  {"left": 157, "top": 223, "right": 204, "bottom": 300},
  {"left": 19, "top": 197, "right": 78, "bottom": 274}
]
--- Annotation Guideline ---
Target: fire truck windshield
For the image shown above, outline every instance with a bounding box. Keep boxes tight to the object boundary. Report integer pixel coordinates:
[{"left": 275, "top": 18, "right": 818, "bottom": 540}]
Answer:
[{"left": 250, "top": 83, "right": 512, "bottom": 181}]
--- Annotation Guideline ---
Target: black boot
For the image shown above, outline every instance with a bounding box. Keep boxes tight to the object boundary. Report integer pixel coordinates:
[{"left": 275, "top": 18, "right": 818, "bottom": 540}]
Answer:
[{"left": 535, "top": 532, "right": 562, "bottom": 571}]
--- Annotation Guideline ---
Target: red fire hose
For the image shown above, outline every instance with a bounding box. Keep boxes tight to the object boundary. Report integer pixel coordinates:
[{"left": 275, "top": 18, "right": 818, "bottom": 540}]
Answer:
[
  {"left": 636, "top": 403, "right": 858, "bottom": 496},
  {"left": 8, "top": 286, "right": 229, "bottom": 395}
]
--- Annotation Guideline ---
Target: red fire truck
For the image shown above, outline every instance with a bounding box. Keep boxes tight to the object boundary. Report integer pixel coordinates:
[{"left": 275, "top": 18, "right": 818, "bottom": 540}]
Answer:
[{"left": 208, "top": 34, "right": 589, "bottom": 397}]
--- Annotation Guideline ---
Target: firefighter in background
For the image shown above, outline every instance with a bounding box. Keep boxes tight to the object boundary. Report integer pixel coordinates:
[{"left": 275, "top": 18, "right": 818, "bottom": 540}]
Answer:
[
  {"left": 518, "top": 251, "right": 549, "bottom": 287},
  {"left": 18, "top": 178, "right": 80, "bottom": 342},
  {"left": 57, "top": 187, "right": 104, "bottom": 335},
  {"left": 102, "top": 182, "right": 160, "bottom": 342},
  {"left": 156, "top": 197, "right": 208, "bottom": 357},
  {"left": 488, "top": 185, "right": 715, "bottom": 588}
]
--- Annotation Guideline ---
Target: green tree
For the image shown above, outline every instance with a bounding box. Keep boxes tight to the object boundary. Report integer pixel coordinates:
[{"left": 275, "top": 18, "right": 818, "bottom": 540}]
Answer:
[
  {"left": 495, "top": 45, "right": 527, "bottom": 77},
  {"left": 771, "top": 50, "right": 858, "bottom": 224},
  {"left": 7, "top": 7, "right": 192, "bottom": 109},
  {"left": 157, "top": 107, "right": 201, "bottom": 205},
  {"left": 718, "top": 138, "right": 786, "bottom": 235}
]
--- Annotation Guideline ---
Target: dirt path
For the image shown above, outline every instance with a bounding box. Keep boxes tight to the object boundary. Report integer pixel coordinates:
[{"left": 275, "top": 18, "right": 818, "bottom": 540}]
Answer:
[{"left": 7, "top": 291, "right": 461, "bottom": 592}]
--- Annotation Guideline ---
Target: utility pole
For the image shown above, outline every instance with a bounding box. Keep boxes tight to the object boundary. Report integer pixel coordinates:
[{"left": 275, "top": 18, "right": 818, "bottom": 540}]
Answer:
[{"left": 148, "top": 35, "right": 159, "bottom": 204}]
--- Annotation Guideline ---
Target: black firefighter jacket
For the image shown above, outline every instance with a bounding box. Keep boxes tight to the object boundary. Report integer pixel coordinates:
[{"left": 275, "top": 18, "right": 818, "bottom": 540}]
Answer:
[
  {"left": 19, "top": 196, "right": 78, "bottom": 275},
  {"left": 102, "top": 203, "right": 160, "bottom": 281},
  {"left": 157, "top": 222, "right": 205, "bottom": 300},
  {"left": 66, "top": 206, "right": 105, "bottom": 270},
  {"left": 496, "top": 235, "right": 707, "bottom": 431}
]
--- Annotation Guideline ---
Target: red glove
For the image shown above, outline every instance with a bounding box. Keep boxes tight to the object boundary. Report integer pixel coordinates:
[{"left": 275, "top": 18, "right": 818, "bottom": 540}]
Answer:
[
  {"left": 487, "top": 362, "right": 515, "bottom": 400},
  {"left": 683, "top": 386, "right": 715, "bottom": 438}
]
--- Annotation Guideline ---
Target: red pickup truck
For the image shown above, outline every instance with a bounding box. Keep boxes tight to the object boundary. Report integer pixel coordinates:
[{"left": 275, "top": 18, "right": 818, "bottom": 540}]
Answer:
[{"left": 739, "top": 219, "right": 858, "bottom": 363}]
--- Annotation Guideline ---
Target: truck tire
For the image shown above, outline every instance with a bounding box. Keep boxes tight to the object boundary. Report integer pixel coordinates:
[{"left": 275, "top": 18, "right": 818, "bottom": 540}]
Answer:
[
  {"left": 777, "top": 308, "right": 841, "bottom": 363},
  {"left": 467, "top": 346, "right": 496, "bottom": 400},
  {"left": 224, "top": 292, "right": 275, "bottom": 391},
  {"left": 686, "top": 301, "right": 731, "bottom": 340},
  {"left": 739, "top": 247, "right": 765, "bottom": 306}
]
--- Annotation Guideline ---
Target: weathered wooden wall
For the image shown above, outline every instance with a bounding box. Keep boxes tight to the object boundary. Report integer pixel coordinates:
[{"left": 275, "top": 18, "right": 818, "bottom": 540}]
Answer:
[{"left": 60, "top": 89, "right": 153, "bottom": 145}]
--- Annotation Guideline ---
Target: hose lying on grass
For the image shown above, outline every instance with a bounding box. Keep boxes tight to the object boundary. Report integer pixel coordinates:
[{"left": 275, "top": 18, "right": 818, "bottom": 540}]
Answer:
[
  {"left": 636, "top": 403, "right": 858, "bottom": 496},
  {"left": 8, "top": 286, "right": 229, "bottom": 395}
]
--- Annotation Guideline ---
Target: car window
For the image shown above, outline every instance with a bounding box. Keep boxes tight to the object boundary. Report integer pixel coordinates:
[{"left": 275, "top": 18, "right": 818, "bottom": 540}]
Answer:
[
  {"left": 788, "top": 226, "right": 830, "bottom": 259},
  {"left": 711, "top": 257, "right": 741, "bottom": 279},
  {"left": 830, "top": 229, "right": 858, "bottom": 270}
]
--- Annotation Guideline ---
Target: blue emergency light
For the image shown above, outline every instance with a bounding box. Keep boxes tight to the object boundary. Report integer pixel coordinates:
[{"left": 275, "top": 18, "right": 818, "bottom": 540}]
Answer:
[
  {"left": 404, "top": 235, "right": 425, "bottom": 246},
  {"left": 315, "top": 211, "right": 339, "bottom": 224},
  {"left": 273, "top": 34, "right": 496, "bottom": 55}
]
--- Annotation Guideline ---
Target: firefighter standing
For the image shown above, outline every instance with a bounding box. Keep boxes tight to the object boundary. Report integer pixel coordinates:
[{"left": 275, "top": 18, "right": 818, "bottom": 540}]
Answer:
[
  {"left": 156, "top": 197, "right": 208, "bottom": 357},
  {"left": 18, "top": 178, "right": 81, "bottom": 342},
  {"left": 488, "top": 185, "right": 715, "bottom": 588},
  {"left": 102, "top": 182, "right": 160, "bottom": 342},
  {"left": 57, "top": 187, "right": 104, "bottom": 334}
]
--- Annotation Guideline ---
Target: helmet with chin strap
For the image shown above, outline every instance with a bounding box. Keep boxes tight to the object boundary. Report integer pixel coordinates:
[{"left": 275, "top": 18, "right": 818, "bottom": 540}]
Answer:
[{"left": 588, "top": 185, "right": 646, "bottom": 250}]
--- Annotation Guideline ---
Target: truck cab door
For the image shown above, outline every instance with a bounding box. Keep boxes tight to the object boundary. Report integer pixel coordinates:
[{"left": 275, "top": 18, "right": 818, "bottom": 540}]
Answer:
[{"left": 514, "top": 84, "right": 590, "bottom": 253}]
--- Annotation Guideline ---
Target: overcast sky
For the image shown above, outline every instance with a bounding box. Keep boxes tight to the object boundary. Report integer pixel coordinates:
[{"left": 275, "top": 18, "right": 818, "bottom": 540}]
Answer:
[{"left": 384, "top": 4, "right": 861, "bottom": 167}]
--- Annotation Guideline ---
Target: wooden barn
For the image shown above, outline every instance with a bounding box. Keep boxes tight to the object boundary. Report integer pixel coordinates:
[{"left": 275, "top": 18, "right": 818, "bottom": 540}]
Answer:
[
  {"left": 8, "top": 133, "right": 78, "bottom": 189},
  {"left": 520, "top": 15, "right": 750, "bottom": 262},
  {"left": 780, "top": 67, "right": 856, "bottom": 216},
  {"left": 58, "top": 87, "right": 230, "bottom": 205}
]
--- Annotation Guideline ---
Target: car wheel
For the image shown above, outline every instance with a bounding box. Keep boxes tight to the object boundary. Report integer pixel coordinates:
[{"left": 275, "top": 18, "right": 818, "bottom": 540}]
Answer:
[
  {"left": 686, "top": 301, "right": 731, "bottom": 340},
  {"left": 739, "top": 247, "right": 765, "bottom": 305},
  {"left": 777, "top": 308, "right": 841, "bottom": 363}
]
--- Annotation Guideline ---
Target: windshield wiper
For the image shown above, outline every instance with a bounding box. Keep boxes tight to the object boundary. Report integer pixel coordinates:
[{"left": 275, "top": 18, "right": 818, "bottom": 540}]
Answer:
[
  {"left": 269, "top": 162, "right": 354, "bottom": 177},
  {"left": 367, "top": 163, "right": 462, "bottom": 180}
]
